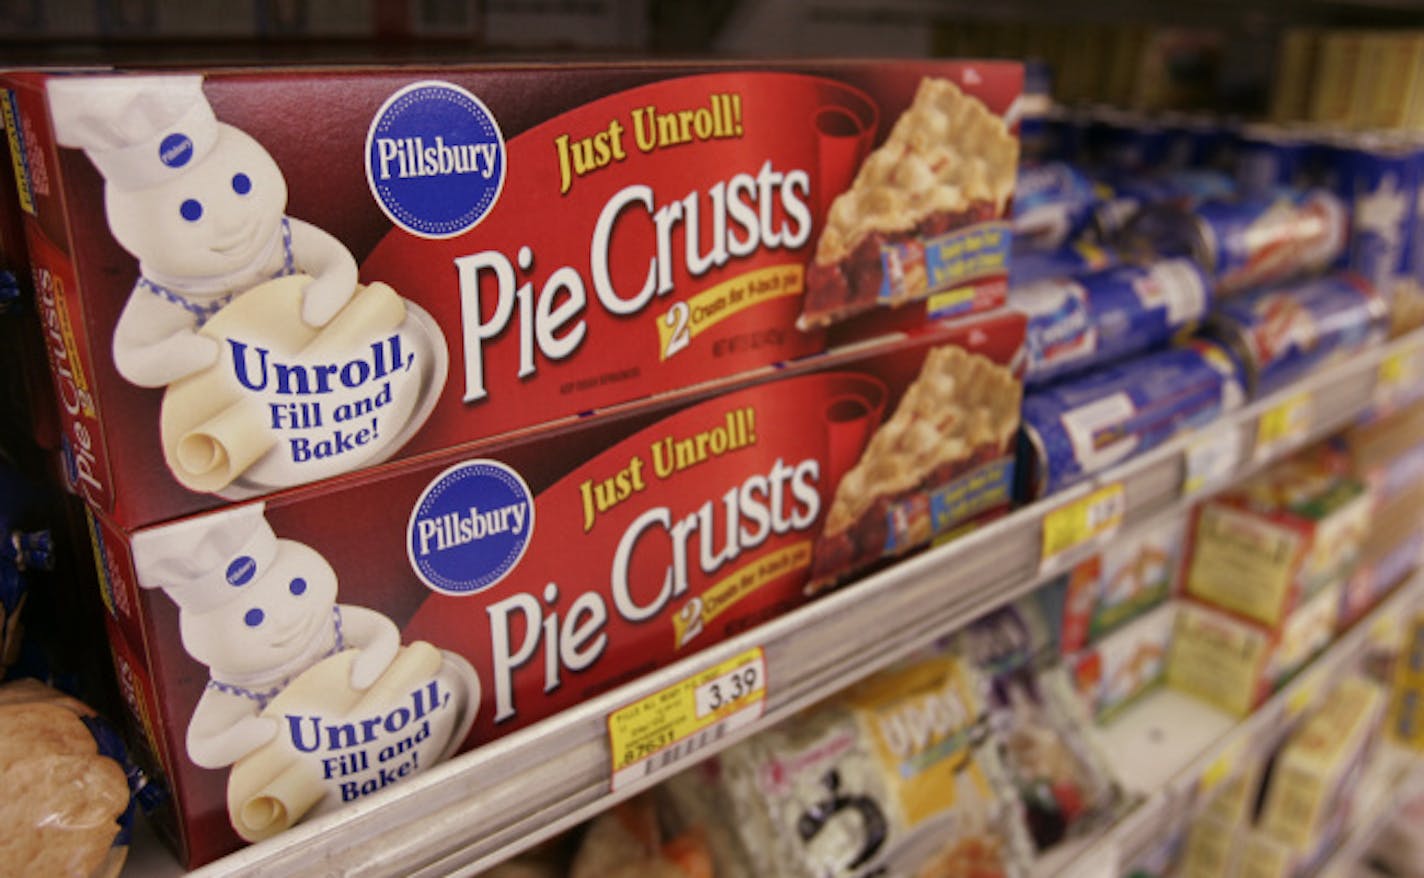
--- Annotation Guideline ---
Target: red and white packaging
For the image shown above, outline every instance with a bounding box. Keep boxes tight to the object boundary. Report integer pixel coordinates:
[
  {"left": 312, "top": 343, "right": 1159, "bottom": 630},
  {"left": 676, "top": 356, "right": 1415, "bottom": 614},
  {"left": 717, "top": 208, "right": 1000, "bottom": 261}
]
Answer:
[
  {"left": 87, "top": 312, "right": 1025, "bottom": 866},
  {"left": 0, "top": 61, "right": 1021, "bottom": 529}
]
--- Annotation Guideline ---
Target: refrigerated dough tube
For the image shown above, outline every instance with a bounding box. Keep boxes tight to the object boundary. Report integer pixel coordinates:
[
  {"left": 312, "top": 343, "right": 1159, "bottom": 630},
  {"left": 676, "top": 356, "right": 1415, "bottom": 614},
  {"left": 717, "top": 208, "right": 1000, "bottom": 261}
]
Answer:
[
  {"left": 226, "top": 642, "right": 442, "bottom": 842},
  {"left": 160, "top": 277, "right": 407, "bottom": 493}
]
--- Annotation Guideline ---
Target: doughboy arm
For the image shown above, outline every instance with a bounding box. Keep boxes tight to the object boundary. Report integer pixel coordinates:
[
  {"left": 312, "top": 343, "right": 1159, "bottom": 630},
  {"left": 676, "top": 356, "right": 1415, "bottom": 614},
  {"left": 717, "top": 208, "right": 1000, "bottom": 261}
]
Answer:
[
  {"left": 341, "top": 604, "right": 402, "bottom": 690},
  {"left": 187, "top": 691, "right": 279, "bottom": 768},
  {"left": 288, "top": 218, "right": 358, "bottom": 328},
  {"left": 112, "top": 289, "right": 220, "bottom": 387}
]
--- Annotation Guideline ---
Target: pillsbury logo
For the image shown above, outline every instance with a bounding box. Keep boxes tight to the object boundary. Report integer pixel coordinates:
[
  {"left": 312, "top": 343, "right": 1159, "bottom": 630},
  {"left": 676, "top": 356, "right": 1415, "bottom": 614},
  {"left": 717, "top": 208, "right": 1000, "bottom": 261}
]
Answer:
[
  {"left": 159, "top": 132, "right": 194, "bottom": 168},
  {"left": 408, "top": 460, "right": 533, "bottom": 595},
  {"left": 365, "top": 81, "right": 507, "bottom": 239},
  {"left": 226, "top": 555, "right": 257, "bottom": 586}
]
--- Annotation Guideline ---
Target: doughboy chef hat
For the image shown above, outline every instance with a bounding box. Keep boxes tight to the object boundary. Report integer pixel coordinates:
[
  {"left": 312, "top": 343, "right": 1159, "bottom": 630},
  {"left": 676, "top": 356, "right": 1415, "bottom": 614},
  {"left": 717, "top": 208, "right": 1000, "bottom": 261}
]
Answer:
[
  {"left": 132, "top": 503, "right": 279, "bottom": 615},
  {"left": 47, "top": 74, "right": 218, "bottom": 191}
]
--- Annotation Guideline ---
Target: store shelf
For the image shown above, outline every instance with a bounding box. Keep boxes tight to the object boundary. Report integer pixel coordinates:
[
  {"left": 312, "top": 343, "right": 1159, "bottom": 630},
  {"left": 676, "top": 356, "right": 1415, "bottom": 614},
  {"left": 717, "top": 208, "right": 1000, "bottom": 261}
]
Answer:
[
  {"left": 1045, "top": 570, "right": 1424, "bottom": 877},
  {"left": 1319, "top": 744, "right": 1423, "bottom": 878},
  {"left": 183, "top": 326, "right": 1424, "bottom": 878}
]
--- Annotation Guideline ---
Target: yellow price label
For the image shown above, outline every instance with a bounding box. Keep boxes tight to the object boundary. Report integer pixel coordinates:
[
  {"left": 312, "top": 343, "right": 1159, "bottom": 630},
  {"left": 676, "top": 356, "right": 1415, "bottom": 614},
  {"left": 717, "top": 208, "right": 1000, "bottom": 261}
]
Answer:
[
  {"left": 1255, "top": 394, "right": 1312, "bottom": 461},
  {"left": 607, "top": 646, "right": 766, "bottom": 791},
  {"left": 1184, "top": 427, "right": 1242, "bottom": 496},
  {"left": 1380, "top": 351, "right": 1409, "bottom": 387},
  {"left": 1041, "top": 483, "right": 1125, "bottom": 565},
  {"left": 1284, "top": 669, "right": 1323, "bottom": 721},
  {"left": 1198, "top": 736, "right": 1247, "bottom": 798},
  {"left": 1376, "top": 350, "right": 1423, "bottom": 411}
]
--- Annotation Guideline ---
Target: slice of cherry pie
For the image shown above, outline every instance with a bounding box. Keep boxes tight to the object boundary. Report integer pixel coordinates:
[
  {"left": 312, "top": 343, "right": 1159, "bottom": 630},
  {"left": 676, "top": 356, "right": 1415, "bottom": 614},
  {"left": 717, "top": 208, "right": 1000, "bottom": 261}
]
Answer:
[
  {"left": 808, "top": 343, "right": 1021, "bottom": 592},
  {"left": 800, "top": 77, "right": 1018, "bottom": 330}
]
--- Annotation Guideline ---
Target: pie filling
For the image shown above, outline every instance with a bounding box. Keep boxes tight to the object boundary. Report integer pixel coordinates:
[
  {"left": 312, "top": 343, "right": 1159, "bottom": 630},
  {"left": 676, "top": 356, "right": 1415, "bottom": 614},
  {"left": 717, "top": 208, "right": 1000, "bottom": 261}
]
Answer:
[
  {"left": 799, "top": 76, "right": 1017, "bottom": 330},
  {"left": 807, "top": 345, "right": 1020, "bottom": 592}
]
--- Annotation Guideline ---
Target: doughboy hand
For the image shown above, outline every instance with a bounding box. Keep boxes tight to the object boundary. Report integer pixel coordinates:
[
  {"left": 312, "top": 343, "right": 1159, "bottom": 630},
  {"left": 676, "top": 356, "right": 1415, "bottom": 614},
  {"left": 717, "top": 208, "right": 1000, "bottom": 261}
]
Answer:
[
  {"left": 189, "top": 714, "right": 280, "bottom": 769},
  {"left": 170, "top": 332, "right": 223, "bottom": 377},
  {"left": 350, "top": 631, "right": 401, "bottom": 690},
  {"left": 290, "top": 217, "right": 359, "bottom": 327},
  {"left": 301, "top": 267, "right": 358, "bottom": 328}
]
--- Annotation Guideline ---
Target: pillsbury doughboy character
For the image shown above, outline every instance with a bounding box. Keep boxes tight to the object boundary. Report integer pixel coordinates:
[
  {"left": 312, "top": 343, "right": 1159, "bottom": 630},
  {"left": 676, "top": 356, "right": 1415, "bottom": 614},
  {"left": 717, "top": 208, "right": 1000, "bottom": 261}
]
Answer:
[
  {"left": 47, "top": 75, "right": 358, "bottom": 388},
  {"left": 132, "top": 504, "right": 399, "bottom": 769}
]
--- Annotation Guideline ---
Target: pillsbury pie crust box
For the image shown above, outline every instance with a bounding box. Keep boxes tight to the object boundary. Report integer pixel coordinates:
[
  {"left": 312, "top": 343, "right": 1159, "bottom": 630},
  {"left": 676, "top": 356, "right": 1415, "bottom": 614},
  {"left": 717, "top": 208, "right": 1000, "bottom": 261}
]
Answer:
[
  {"left": 86, "top": 311, "right": 1025, "bottom": 866},
  {"left": 0, "top": 60, "right": 1021, "bottom": 529}
]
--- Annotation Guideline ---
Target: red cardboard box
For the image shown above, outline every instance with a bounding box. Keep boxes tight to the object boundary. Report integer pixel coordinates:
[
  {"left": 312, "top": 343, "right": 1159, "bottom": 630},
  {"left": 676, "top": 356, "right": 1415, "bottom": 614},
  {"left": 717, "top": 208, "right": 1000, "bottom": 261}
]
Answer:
[
  {"left": 1, "top": 61, "right": 1020, "bottom": 528},
  {"left": 88, "top": 311, "right": 1024, "bottom": 866}
]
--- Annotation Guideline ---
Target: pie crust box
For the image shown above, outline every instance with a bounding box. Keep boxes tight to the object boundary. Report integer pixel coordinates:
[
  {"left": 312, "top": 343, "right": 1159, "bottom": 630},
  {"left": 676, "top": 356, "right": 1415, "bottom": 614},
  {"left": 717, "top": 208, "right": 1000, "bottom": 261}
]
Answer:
[
  {"left": 0, "top": 60, "right": 1021, "bottom": 531},
  {"left": 81, "top": 311, "right": 1025, "bottom": 867},
  {"left": 1165, "top": 581, "right": 1342, "bottom": 717},
  {"left": 1182, "top": 444, "right": 1372, "bottom": 629}
]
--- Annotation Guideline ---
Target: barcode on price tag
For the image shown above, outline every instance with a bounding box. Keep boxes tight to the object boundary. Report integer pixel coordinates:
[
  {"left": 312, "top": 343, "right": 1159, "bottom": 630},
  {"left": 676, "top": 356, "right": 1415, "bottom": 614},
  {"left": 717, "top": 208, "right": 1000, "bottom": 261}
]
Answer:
[
  {"left": 1254, "top": 393, "right": 1312, "bottom": 461},
  {"left": 607, "top": 647, "right": 766, "bottom": 792},
  {"left": 1041, "top": 483, "right": 1125, "bottom": 568}
]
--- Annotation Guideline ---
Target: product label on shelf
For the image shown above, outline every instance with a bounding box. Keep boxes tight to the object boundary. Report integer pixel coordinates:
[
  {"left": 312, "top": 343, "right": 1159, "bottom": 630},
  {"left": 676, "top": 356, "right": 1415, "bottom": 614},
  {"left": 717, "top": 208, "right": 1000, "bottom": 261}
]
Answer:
[
  {"left": 1375, "top": 347, "right": 1424, "bottom": 414},
  {"left": 1041, "top": 482, "right": 1125, "bottom": 570},
  {"left": 607, "top": 646, "right": 767, "bottom": 791},
  {"left": 1184, "top": 426, "right": 1243, "bottom": 496},
  {"left": 1197, "top": 735, "right": 1248, "bottom": 798},
  {"left": 1284, "top": 662, "right": 1329, "bottom": 723},
  {"left": 1254, "top": 392, "right": 1313, "bottom": 461}
]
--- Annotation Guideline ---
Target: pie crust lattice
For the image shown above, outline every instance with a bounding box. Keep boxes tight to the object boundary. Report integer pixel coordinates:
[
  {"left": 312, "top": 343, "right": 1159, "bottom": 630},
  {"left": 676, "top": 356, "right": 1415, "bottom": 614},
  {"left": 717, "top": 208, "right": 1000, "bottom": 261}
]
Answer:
[
  {"left": 808, "top": 344, "right": 1021, "bottom": 592},
  {"left": 801, "top": 77, "right": 1018, "bottom": 330}
]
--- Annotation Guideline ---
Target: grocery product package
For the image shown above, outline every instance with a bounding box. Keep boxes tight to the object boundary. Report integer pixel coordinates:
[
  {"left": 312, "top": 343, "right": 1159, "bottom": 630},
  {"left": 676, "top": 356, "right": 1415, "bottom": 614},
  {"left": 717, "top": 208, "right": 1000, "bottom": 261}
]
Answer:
[
  {"left": 663, "top": 653, "right": 1035, "bottom": 878},
  {"left": 85, "top": 313, "right": 1025, "bottom": 867},
  {"left": 1184, "top": 443, "right": 1371, "bottom": 628},
  {"left": 0, "top": 679, "right": 138, "bottom": 878},
  {"left": 960, "top": 606, "right": 1122, "bottom": 849},
  {"left": 1055, "top": 514, "right": 1186, "bottom": 653},
  {"left": 0, "top": 61, "right": 1021, "bottom": 529},
  {"left": 1018, "top": 338, "right": 1245, "bottom": 499},
  {"left": 1069, "top": 600, "right": 1176, "bottom": 720},
  {"left": 1167, "top": 582, "right": 1341, "bottom": 717}
]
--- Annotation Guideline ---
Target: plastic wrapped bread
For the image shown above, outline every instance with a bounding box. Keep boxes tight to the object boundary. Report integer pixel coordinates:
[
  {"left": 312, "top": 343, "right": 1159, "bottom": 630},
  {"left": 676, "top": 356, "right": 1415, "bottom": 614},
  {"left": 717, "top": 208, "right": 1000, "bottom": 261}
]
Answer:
[{"left": 664, "top": 655, "right": 1034, "bottom": 878}]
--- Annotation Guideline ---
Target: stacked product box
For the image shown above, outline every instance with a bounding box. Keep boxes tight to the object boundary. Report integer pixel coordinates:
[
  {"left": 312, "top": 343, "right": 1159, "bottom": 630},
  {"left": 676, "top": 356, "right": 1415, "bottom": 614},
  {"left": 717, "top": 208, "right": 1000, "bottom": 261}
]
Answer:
[
  {"left": 1030, "top": 516, "right": 1186, "bottom": 720},
  {"left": 1168, "top": 445, "right": 1372, "bottom": 716},
  {"left": 1176, "top": 676, "right": 1387, "bottom": 878},
  {"left": 0, "top": 62, "right": 1025, "bottom": 866}
]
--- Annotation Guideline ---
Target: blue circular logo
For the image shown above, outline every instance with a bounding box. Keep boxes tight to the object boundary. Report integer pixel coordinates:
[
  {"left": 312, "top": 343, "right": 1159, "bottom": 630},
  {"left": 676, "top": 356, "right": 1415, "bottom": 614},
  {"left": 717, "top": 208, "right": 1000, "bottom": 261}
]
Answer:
[
  {"left": 226, "top": 555, "right": 257, "bottom": 586},
  {"left": 365, "top": 81, "right": 507, "bottom": 239},
  {"left": 407, "top": 460, "right": 534, "bottom": 595},
  {"left": 159, "top": 132, "right": 194, "bottom": 168}
]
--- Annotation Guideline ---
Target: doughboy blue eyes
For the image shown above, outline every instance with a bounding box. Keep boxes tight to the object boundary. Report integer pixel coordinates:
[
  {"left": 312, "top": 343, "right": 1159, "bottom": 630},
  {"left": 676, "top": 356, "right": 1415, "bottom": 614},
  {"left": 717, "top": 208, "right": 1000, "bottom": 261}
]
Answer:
[
  {"left": 289, "top": 577, "right": 307, "bottom": 596},
  {"left": 232, "top": 173, "right": 252, "bottom": 195},
  {"left": 180, "top": 199, "right": 203, "bottom": 222},
  {"left": 244, "top": 608, "right": 265, "bottom": 628}
]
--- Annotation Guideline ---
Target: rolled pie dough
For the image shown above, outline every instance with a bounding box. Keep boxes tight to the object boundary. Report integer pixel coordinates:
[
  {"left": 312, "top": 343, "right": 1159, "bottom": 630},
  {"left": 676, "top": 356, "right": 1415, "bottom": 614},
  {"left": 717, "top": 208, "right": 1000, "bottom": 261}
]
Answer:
[
  {"left": 226, "top": 641, "right": 473, "bottom": 842},
  {"left": 160, "top": 276, "right": 410, "bottom": 493}
]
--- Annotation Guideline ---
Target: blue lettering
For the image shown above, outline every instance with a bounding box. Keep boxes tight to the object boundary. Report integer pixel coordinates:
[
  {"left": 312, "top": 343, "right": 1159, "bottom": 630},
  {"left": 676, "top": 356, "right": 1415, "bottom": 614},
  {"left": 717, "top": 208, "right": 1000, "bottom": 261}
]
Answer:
[
  {"left": 228, "top": 339, "right": 270, "bottom": 391},
  {"left": 286, "top": 715, "right": 322, "bottom": 753}
]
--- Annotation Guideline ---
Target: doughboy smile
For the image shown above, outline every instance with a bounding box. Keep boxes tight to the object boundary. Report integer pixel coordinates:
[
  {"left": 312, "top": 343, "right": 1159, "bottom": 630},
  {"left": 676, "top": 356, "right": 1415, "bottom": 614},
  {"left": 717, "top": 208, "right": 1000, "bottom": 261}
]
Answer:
[{"left": 210, "top": 219, "right": 264, "bottom": 257}]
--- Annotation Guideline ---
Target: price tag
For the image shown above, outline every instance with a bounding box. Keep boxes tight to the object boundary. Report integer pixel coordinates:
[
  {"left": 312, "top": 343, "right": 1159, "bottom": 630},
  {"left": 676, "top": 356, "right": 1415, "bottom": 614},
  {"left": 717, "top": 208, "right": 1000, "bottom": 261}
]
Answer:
[
  {"left": 1284, "top": 667, "right": 1324, "bottom": 722},
  {"left": 1376, "top": 349, "right": 1424, "bottom": 413},
  {"left": 607, "top": 646, "right": 766, "bottom": 791},
  {"left": 1041, "top": 483, "right": 1125, "bottom": 568},
  {"left": 1197, "top": 736, "right": 1247, "bottom": 798},
  {"left": 1254, "top": 393, "right": 1312, "bottom": 461},
  {"left": 1184, "top": 427, "right": 1243, "bottom": 496}
]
